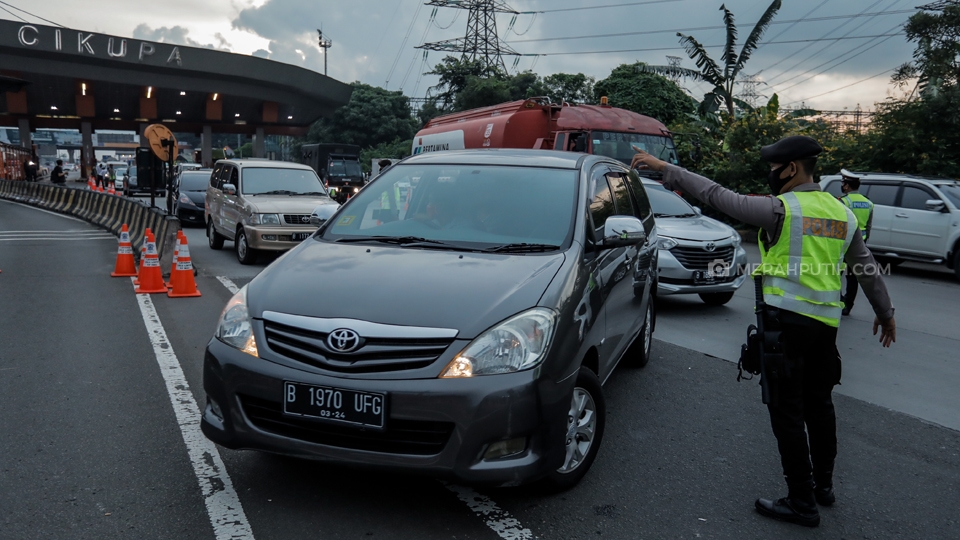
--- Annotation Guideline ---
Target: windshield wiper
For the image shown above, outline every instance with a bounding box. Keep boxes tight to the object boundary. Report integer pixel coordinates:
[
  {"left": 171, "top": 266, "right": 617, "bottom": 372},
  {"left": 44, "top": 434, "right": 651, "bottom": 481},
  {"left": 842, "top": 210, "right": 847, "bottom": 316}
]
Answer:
[
  {"left": 335, "top": 236, "right": 482, "bottom": 252},
  {"left": 484, "top": 243, "right": 560, "bottom": 253},
  {"left": 257, "top": 190, "right": 296, "bottom": 195},
  {"left": 654, "top": 213, "right": 679, "bottom": 218},
  {"left": 296, "top": 192, "right": 329, "bottom": 196}
]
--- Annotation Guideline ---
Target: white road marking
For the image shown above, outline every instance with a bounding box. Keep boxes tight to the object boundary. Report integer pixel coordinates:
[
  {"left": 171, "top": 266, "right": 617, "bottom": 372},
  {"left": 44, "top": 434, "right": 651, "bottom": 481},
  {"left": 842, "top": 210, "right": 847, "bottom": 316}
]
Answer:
[
  {"left": 131, "top": 278, "right": 254, "bottom": 540},
  {"left": 0, "top": 231, "right": 115, "bottom": 242},
  {"left": 443, "top": 483, "right": 534, "bottom": 540},
  {"left": 0, "top": 199, "right": 88, "bottom": 223},
  {"left": 211, "top": 277, "right": 539, "bottom": 540},
  {"left": 216, "top": 276, "right": 241, "bottom": 295}
]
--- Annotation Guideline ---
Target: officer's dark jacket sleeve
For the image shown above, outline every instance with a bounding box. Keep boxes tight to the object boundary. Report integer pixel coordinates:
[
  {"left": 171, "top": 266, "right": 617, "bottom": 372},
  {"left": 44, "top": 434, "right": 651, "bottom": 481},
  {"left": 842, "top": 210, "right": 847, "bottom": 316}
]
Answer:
[
  {"left": 844, "top": 233, "right": 895, "bottom": 321},
  {"left": 661, "top": 164, "right": 784, "bottom": 237}
]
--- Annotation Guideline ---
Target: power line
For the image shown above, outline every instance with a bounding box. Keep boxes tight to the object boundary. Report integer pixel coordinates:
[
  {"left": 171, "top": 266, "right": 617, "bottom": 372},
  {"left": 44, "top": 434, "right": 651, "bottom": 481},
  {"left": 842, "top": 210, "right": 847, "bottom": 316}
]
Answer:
[
  {"left": 386, "top": 1, "right": 426, "bottom": 88},
  {"left": 0, "top": 4, "right": 27, "bottom": 22},
  {"left": 535, "top": 32, "right": 905, "bottom": 57},
  {"left": 774, "top": 30, "right": 904, "bottom": 93},
  {"left": 372, "top": 0, "right": 407, "bottom": 62},
  {"left": 0, "top": 0, "right": 61, "bottom": 26},
  {"left": 506, "top": 8, "right": 915, "bottom": 44},
  {"left": 787, "top": 67, "right": 894, "bottom": 105},
  {"left": 523, "top": 0, "right": 683, "bottom": 14},
  {"left": 764, "top": 0, "right": 829, "bottom": 43}
]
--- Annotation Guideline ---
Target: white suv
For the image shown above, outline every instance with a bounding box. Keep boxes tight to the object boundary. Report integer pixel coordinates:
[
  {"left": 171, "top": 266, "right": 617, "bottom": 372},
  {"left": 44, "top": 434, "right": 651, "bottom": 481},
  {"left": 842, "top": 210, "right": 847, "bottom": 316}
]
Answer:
[{"left": 821, "top": 173, "right": 960, "bottom": 280}]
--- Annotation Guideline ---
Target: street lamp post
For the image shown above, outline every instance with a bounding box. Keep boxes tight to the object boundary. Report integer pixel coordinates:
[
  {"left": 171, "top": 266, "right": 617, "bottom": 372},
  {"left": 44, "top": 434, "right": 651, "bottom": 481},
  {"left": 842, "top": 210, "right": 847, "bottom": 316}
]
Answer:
[{"left": 317, "top": 29, "right": 332, "bottom": 76}]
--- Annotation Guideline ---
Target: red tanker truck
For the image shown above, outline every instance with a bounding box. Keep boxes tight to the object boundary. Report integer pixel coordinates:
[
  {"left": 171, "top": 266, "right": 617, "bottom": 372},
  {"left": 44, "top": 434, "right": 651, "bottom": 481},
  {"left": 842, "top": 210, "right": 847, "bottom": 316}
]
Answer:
[{"left": 412, "top": 97, "right": 680, "bottom": 170}]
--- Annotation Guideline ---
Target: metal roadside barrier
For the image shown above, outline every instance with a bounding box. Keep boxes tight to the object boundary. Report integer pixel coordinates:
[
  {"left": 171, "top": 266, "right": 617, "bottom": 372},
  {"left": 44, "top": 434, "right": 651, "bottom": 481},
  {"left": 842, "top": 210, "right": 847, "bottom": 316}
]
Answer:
[{"left": 0, "top": 180, "right": 181, "bottom": 269}]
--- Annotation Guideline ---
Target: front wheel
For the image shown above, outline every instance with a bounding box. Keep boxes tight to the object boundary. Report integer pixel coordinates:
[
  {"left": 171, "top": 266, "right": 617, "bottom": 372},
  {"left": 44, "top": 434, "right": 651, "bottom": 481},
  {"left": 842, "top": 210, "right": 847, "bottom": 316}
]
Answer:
[
  {"left": 540, "top": 367, "right": 606, "bottom": 491},
  {"left": 699, "top": 291, "right": 735, "bottom": 305},
  {"left": 236, "top": 228, "right": 258, "bottom": 265}
]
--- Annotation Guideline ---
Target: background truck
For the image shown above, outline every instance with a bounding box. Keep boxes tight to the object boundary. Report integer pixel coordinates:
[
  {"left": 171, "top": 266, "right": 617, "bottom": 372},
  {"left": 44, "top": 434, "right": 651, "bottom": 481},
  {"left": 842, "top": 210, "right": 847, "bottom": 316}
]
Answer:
[
  {"left": 413, "top": 97, "right": 681, "bottom": 176},
  {"left": 301, "top": 143, "right": 364, "bottom": 202}
]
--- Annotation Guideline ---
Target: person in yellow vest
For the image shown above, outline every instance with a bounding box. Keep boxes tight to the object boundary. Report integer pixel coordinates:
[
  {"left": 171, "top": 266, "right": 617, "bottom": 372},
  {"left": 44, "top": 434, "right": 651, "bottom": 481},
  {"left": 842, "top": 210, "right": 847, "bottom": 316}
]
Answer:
[
  {"left": 379, "top": 182, "right": 402, "bottom": 223},
  {"left": 838, "top": 170, "right": 874, "bottom": 316},
  {"left": 632, "top": 136, "right": 896, "bottom": 528}
]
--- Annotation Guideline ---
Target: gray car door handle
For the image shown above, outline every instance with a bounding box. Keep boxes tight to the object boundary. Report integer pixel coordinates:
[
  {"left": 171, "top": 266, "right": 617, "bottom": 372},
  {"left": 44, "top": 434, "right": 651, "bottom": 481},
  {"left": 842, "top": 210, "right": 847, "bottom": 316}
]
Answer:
[{"left": 895, "top": 213, "right": 909, "bottom": 218}]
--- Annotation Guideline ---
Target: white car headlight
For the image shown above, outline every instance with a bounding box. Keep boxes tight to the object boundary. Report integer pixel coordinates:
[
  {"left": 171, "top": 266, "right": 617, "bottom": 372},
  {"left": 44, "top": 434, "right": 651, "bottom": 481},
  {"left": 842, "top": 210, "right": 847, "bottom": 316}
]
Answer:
[
  {"left": 731, "top": 233, "right": 742, "bottom": 247},
  {"left": 440, "top": 308, "right": 556, "bottom": 378},
  {"left": 246, "top": 213, "right": 280, "bottom": 225},
  {"left": 216, "top": 286, "right": 258, "bottom": 357},
  {"left": 657, "top": 236, "right": 678, "bottom": 250}
]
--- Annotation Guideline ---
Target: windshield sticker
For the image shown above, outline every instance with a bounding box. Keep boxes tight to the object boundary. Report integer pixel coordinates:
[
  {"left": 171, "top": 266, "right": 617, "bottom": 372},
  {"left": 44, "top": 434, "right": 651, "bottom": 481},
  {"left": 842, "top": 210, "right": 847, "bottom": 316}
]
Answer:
[{"left": 337, "top": 216, "right": 356, "bottom": 226}]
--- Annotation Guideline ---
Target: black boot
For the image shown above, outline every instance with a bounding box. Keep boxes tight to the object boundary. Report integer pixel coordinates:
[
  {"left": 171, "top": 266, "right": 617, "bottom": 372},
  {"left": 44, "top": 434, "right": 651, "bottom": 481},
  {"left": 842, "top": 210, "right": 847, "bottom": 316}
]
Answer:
[
  {"left": 755, "top": 479, "right": 820, "bottom": 527},
  {"left": 814, "top": 470, "right": 835, "bottom": 506}
]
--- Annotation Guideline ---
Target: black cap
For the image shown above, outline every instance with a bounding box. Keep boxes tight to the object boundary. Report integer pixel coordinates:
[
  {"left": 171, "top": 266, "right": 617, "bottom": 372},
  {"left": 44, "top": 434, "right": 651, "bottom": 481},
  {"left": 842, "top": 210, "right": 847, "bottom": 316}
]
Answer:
[{"left": 759, "top": 135, "right": 823, "bottom": 164}]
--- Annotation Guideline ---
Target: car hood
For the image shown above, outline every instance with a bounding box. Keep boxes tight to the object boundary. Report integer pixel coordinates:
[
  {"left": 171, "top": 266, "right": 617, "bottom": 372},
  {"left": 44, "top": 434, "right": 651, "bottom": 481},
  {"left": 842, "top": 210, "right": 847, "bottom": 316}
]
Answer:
[
  {"left": 655, "top": 215, "right": 736, "bottom": 242},
  {"left": 248, "top": 241, "right": 566, "bottom": 340},
  {"left": 245, "top": 195, "right": 337, "bottom": 214},
  {"left": 183, "top": 191, "right": 206, "bottom": 205}
]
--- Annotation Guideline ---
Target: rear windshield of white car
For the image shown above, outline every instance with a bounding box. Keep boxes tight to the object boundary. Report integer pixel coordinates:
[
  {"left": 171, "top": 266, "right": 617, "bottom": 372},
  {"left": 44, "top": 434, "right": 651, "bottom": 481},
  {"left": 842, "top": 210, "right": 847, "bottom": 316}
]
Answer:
[
  {"left": 241, "top": 168, "right": 326, "bottom": 195},
  {"left": 645, "top": 185, "right": 697, "bottom": 217},
  {"left": 322, "top": 164, "right": 579, "bottom": 250}
]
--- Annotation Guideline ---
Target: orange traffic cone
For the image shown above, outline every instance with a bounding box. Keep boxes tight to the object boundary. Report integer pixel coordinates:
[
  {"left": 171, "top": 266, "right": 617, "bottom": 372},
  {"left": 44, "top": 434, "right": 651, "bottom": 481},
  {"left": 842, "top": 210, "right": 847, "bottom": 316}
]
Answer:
[
  {"left": 110, "top": 224, "right": 138, "bottom": 277},
  {"left": 166, "top": 233, "right": 182, "bottom": 289},
  {"left": 168, "top": 234, "right": 201, "bottom": 298},
  {"left": 135, "top": 232, "right": 167, "bottom": 294},
  {"left": 97, "top": 183, "right": 104, "bottom": 193},
  {"left": 88, "top": 177, "right": 96, "bottom": 190},
  {"left": 107, "top": 181, "right": 116, "bottom": 195},
  {"left": 134, "top": 228, "right": 151, "bottom": 286}
]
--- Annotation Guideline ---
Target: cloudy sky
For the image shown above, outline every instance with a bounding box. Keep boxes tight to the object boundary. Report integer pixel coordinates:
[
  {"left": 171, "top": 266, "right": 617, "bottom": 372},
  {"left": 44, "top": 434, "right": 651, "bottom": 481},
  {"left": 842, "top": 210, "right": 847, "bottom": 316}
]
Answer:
[{"left": 4, "top": 0, "right": 919, "bottom": 111}]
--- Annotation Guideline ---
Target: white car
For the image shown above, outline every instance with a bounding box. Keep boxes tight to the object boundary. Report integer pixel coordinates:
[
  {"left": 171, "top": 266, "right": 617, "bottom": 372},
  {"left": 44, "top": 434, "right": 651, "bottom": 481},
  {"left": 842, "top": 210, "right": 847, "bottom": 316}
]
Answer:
[
  {"left": 821, "top": 173, "right": 960, "bottom": 280},
  {"left": 641, "top": 178, "right": 748, "bottom": 305}
]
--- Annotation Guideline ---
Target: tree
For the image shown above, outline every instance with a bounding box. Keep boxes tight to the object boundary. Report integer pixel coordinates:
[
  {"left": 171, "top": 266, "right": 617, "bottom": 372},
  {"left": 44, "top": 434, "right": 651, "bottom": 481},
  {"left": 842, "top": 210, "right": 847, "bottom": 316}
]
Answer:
[
  {"left": 542, "top": 73, "right": 595, "bottom": 104},
  {"left": 359, "top": 138, "right": 414, "bottom": 173},
  {"left": 306, "top": 82, "right": 419, "bottom": 150},
  {"left": 593, "top": 63, "right": 696, "bottom": 125},
  {"left": 641, "top": 0, "right": 782, "bottom": 118}
]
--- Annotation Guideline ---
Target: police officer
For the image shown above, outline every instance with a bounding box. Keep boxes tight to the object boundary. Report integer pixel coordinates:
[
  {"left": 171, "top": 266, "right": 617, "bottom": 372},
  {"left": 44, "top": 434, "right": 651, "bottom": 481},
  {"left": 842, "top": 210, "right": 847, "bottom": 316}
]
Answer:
[
  {"left": 838, "top": 170, "right": 874, "bottom": 316},
  {"left": 632, "top": 136, "right": 897, "bottom": 528}
]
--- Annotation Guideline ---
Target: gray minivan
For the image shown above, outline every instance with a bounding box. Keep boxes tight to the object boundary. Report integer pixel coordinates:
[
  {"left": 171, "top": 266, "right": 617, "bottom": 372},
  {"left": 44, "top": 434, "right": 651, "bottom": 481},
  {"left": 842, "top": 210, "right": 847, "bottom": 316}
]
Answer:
[{"left": 201, "top": 149, "right": 658, "bottom": 488}]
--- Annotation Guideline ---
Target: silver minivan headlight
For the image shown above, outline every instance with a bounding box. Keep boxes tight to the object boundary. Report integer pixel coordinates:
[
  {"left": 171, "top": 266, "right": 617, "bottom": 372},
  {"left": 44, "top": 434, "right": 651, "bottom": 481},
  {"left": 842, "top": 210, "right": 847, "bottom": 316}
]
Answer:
[
  {"left": 216, "top": 286, "right": 259, "bottom": 357},
  {"left": 440, "top": 308, "right": 556, "bottom": 378}
]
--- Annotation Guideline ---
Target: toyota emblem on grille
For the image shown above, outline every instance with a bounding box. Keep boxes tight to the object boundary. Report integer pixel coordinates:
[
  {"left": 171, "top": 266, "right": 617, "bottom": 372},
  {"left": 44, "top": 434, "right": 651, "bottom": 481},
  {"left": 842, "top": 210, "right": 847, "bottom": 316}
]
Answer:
[
  {"left": 705, "top": 242, "right": 717, "bottom": 252},
  {"left": 301, "top": 216, "right": 311, "bottom": 224},
  {"left": 328, "top": 329, "right": 361, "bottom": 352}
]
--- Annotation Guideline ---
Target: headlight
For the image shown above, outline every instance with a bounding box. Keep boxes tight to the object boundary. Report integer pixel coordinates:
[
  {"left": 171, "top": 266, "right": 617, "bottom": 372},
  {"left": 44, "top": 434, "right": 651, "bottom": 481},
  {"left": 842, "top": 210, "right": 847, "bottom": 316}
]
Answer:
[
  {"left": 440, "top": 308, "right": 556, "bottom": 378},
  {"left": 353, "top": 187, "right": 359, "bottom": 193},
  {"left": 179, "top": 194, "right": 191, "bottom": 205},
  {"left": 247, "top": 213, "right": 280, "bottom": 225},
  {"left": 731, "top": 233, "right": 742, "bottom": 247},
  {"left": 216, "top": 286, "right": 258, "bottom": 357},
  {"left": 657, "top": 236, "right": 678, "bottom": 250}
]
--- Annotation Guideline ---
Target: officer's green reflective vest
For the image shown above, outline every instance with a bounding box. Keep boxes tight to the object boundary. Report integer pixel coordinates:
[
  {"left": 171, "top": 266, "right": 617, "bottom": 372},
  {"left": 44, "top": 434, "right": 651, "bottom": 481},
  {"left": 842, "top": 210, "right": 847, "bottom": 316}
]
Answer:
[
  {"left": 753, "top": 191, "right": 858, "bottom": 327},
  {"left": 841, "top": 192, "right": 873, "bottom": 240},
  {"left": 381, "top": 184, "right": 401, "bottom": 210}
]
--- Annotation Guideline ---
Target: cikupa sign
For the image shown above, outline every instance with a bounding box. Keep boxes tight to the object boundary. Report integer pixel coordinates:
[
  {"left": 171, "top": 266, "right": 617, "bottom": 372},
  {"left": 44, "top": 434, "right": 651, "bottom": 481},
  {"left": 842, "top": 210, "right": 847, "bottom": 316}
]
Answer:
[{"left": 11, "top": 23, "right": 183, "bottom": 67}]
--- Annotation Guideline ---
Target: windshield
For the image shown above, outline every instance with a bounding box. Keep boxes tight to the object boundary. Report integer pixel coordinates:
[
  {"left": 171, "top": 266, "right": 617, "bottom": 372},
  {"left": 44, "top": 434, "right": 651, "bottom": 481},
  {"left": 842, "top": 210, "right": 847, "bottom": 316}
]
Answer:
[
  {"left": 322, "top": 164, "right": 578, "bottom": 250},
  {"left": 241, "top": 167, "right": 327, "bottom": 195},
  {"left": 328, "top": 160, "right": 362, "bottom": 177},
  {"left": 180, "top": 172, "right": 211, "bottom": 191},
  {"left": 938, "top": 184, "right": 960, "bottom": 208},
  {"left": 128, "top": 166, "right": 137, "bottom": 178},
  {"left": 644, "top": 184, "right": 696, "bottom": 217},
  {"left": 591, "top": 131, "right": 679, "bottom": 167}
]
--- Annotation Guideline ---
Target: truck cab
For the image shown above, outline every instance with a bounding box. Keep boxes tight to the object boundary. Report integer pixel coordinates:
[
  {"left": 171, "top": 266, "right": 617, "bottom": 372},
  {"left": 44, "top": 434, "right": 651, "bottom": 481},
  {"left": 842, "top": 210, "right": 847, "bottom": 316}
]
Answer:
[{"left": 301, "top": 143, "right": 364, "bottom": 203}]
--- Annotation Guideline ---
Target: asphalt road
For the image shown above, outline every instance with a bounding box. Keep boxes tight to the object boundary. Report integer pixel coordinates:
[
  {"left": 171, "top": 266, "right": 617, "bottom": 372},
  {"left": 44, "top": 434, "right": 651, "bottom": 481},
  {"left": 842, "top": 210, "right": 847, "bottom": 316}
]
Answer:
[{"left": 2, "top": 198, "right": 959, "bottom": 540}]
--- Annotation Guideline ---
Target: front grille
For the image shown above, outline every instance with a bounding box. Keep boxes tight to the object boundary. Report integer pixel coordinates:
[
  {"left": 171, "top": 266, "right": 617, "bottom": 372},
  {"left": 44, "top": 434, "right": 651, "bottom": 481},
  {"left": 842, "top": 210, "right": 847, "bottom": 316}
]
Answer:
[
  {"left": 283, "top": 214, "right": 312, "bottom": 225},
  {"left": 239, "top": 394, "right": 453, "bottom": 455},
  {"left": 262, "top": 320, "right": 454, "bottom": 373},
  {"left": 669, "top": 245, "right": 734, "bottom": 271}
]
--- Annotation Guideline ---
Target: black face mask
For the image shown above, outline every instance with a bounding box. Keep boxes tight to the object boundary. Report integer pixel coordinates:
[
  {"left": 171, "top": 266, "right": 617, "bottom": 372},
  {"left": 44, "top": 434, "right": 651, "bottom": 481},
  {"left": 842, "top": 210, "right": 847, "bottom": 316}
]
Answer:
[{"left": 767, "top": 163, "right": 795, "bottom": 195}]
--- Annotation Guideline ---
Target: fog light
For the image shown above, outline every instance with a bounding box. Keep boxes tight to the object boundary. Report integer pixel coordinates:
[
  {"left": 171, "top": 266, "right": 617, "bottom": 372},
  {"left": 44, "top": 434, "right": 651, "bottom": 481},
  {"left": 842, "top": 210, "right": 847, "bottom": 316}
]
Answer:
[
  {"left": 262, "top": 234, "right": 278, "bottom": 241},
  {"left": 483, "top": 437, "right": 526, "bottom": 460},
  {"left": 207, "top": 397, "right": 224, "bottom": 422}
]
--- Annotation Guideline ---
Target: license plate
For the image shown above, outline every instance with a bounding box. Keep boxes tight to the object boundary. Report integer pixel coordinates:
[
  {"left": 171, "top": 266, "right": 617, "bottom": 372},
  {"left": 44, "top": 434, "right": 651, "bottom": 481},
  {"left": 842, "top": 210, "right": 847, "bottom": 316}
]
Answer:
[
  {"left": 694, "top": 270, "right": 717, "bottom": 284},
  {"left": 291, "top": 232, "right": 311, "bottom": 241},
  {"left": 283, "top": 382, "right": 386, "bottom": 429}
]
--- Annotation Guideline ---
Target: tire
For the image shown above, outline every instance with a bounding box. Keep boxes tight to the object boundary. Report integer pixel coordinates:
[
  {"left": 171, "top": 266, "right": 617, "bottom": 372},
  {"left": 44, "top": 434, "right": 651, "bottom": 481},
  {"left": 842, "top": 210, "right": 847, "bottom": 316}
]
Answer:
[
  {"left": 541, "top": 367, "right": 606, "bottom": 491},
  {"left": 236, "top": 228, "right": 258, "bottom": 265},
  {"left": 624, "top": 298, "right": 655, "bottom": 368},
  {"left": 207, "top": 220, "right": 225, "bottom": 250},
  {"left": 699, "top": 291, "right": 735, "bottom": 305}
]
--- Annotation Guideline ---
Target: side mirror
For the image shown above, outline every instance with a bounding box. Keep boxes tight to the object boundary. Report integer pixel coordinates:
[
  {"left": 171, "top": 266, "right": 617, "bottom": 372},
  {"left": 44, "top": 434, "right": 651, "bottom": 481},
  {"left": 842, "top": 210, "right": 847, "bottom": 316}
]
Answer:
[
  {"left": 601, "top": 216, "right": 647, "bottom": 249},
  {"left": 310, "top": 204, "right": 340, "bottom": 227},
  {"left": 222, "top": 184, "right": 237, "bottom": 196},
  {"left": 925, "top": 199, "right": 946, "bottom": 212},
  {"left": 693, "top": 206, "right": 702, "bottom": 215}
]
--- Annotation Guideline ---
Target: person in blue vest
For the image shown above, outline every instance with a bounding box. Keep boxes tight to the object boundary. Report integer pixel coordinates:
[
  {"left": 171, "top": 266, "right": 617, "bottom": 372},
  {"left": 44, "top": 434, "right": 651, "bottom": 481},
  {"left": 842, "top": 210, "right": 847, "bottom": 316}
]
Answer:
[
  {"left": 631, "top": 136, "right": 896, "bottom": 528},
  {"left": 838, "top": 170, "right": 875, "bottom": 316}
]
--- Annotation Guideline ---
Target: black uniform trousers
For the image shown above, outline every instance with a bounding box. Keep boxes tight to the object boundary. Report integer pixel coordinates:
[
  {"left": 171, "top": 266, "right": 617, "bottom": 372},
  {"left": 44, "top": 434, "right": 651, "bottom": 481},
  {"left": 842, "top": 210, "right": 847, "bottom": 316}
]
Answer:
[
  {"left": 843, "top": 272, "right": 860, "bottom": 308},
  {"left": 766, "top": 310, "right": 841, "bottom": 488}
]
